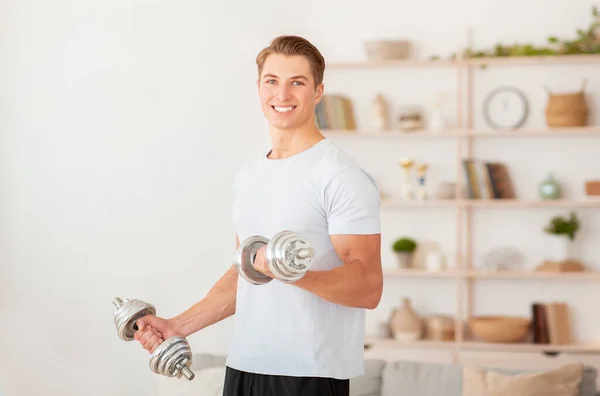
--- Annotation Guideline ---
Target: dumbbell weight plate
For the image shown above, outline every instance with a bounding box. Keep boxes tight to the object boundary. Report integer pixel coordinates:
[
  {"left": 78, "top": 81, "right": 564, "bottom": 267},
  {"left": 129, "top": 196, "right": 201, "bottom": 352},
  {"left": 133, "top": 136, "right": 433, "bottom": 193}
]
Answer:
[
  {"left": 266, "top": 230, "right": 314, "bottom": 282},
  {"left": 268, "top": 230, "right": 314, "bottom": 280},
  {"left": 149, "top": 336, "right": 195, "bottom": 379},
  {"left": 266, "top": 231, "right": 298, "bottom": 279},
  {"left": 234, "top": 235, "right": 272, "bottom": 285},
  {"left": 113, "top": 298, "right": 156, "bottom": 341}
]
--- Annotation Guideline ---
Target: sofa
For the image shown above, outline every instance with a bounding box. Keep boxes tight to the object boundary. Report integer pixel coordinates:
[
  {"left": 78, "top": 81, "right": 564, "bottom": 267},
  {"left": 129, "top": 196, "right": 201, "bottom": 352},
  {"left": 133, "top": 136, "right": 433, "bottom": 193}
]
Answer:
[{"left": 156, "top": 353, "right": 599, "bottom": 396}]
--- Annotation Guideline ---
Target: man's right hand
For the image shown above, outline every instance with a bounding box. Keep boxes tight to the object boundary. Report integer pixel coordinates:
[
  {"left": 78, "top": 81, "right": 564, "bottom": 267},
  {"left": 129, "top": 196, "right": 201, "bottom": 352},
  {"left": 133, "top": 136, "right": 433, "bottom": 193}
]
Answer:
[{"left": 133, "top": 315, "right": 179, "bottom": 353}]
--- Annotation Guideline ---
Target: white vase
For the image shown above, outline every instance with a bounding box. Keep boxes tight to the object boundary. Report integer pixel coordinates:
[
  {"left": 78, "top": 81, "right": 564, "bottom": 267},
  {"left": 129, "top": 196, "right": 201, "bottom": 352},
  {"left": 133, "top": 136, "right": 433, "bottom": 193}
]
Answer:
[
  {"left": 547, "top": 234, "right": 571, "bottom": 262},
  {"left": 425, "top": 251, "right": 443, "bottom": 271},
  {"left": 429, "top": 108, "right": 445, "bottom": 131}
]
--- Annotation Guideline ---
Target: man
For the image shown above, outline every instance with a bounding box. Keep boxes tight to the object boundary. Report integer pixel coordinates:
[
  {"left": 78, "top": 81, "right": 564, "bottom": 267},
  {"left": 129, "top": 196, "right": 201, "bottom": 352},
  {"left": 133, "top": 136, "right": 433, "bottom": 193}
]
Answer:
[{"left": 134, "top": 35, "right": 383, "bottom": 396}]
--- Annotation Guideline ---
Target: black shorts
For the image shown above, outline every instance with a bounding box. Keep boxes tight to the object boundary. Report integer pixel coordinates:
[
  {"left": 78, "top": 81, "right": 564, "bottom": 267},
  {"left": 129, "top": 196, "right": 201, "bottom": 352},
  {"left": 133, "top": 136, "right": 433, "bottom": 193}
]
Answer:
[{"left": 222, "top": 366, "right": 350, "bottom": 396}]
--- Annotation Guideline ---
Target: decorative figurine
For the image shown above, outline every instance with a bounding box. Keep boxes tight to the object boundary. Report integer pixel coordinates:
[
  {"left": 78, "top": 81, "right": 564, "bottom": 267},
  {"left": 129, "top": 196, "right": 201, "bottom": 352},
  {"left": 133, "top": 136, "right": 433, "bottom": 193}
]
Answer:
[
  {"left": 371, "top": 94, "right": 390, "bottom": 131},
  {"left": 399, "top": 158, "right": 414, "bottom": 200},
  {"left": 416, "top": 163, "right": 429, "bottom": 200}
]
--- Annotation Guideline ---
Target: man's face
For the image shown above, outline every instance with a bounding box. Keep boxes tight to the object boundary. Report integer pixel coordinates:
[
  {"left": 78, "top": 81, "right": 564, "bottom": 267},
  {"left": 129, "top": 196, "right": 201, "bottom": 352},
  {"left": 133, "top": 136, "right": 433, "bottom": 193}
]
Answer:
[{"left": 258, "top": 53, "right": 323, "bottom": 130}]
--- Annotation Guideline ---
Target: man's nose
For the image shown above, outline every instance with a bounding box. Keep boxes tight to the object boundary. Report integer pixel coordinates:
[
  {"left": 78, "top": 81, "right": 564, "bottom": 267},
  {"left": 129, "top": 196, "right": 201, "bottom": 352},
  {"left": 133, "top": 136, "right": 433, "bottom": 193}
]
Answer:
[{"left": 275, "top": 84, "right": 292, "bottom": 100}]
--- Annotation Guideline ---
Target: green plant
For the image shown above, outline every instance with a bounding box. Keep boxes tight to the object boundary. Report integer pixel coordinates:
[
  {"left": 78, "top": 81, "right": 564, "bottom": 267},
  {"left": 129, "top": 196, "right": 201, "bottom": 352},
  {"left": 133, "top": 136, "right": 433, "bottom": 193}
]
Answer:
[
  {"left": 431, "top": 5, "right": 600, "bottom": 60},
  {"left": 543, "top": 211, "right": 580, "bottom": 240},
  {"left": 392, "top": 237, "right": 417, "bottom": 253}
]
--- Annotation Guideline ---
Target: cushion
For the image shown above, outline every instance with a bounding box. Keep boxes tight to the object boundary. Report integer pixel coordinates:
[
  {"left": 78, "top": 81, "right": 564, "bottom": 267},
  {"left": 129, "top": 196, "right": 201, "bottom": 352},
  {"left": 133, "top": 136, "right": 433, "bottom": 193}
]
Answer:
[
  {"left": 381, "top": 360, "right": 463, "bottom": 396},
  {"left": 489, "top": 364, "right": 598, "bottom": 396},
  {"left": 156, "top": 366, "right": 226, "bottom": 396},
  {"left": 462, "top": 363, "right": 584, "bottom": 396}
]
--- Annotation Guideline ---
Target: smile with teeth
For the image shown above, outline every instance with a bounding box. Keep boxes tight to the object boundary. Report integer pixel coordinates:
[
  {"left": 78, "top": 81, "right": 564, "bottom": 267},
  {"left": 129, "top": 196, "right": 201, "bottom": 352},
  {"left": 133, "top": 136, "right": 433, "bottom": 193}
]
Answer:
[{"left": 272, "top": 105, "right": 296, "bottom": 113}]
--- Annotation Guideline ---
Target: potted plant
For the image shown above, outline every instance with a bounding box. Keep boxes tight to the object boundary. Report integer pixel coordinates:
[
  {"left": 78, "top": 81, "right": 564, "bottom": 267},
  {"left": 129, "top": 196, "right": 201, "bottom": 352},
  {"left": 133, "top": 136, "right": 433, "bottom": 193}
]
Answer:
[
  {"left": 543, "top": 211, "right": 580, "bottom": 262},
  {"left": 392, "top": 237, "right": 418, "bottom": 268}
]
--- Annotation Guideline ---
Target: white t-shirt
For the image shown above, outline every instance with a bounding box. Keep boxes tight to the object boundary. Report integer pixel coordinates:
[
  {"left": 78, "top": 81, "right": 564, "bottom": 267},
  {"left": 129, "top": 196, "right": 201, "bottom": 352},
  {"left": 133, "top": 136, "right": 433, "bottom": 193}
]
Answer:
[{"left": 226, "top": 138, "right": 381, "bottom": 379}]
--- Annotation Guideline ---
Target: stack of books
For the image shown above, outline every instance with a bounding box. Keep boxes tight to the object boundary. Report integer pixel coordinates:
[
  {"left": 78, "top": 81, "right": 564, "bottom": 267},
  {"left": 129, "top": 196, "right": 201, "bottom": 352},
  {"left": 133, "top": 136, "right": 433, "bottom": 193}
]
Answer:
[
  {"left": 462, "top": 158, "right": 516, "bottom": 199},
  {"left": 531, "top": 302, "right": 572, "bottom": 345}
]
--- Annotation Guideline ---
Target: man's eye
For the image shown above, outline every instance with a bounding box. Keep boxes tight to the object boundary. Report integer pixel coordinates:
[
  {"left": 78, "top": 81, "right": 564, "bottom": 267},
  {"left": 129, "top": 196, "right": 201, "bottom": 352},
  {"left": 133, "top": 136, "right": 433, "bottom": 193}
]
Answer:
[
  {"left": 266, "top": 79, "right": 276, "bottom": 84},
  {"left": 292, "top": 81, "right": 304, "bottom": 86}
]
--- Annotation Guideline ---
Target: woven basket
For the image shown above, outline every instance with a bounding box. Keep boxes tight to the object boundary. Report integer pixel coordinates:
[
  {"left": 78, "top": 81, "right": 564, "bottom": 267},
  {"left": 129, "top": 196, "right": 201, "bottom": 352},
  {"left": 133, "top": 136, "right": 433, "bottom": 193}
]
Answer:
[
  {"left": 364, "top": 40, "right": 410, "bottom": 61},
  {"left": 544, "top": 81, "right": 588, "bottom": 127}
]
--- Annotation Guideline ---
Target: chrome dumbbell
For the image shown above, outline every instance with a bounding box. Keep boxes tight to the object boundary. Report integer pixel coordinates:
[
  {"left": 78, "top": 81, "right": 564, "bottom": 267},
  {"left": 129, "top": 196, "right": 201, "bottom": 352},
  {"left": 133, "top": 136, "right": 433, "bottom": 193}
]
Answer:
[
  {"left": 234, "top": 230, "right": 315, "bottom": 285},
  {"left": 112, "top": 297, "right": 195, "bottom": 380}
]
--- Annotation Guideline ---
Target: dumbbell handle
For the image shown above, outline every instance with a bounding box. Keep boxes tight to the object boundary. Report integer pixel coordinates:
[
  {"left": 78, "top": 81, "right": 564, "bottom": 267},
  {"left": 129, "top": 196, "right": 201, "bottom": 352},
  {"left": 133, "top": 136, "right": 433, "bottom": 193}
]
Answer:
[
  {"left": 294, "top": 247, "right": 315, "bottom": 259},
  {"left": 113, "top": 297, "right": 125, "bottom": 309},
  {"left": 252, "top": 247, "right": 314, "bottom": 265}
]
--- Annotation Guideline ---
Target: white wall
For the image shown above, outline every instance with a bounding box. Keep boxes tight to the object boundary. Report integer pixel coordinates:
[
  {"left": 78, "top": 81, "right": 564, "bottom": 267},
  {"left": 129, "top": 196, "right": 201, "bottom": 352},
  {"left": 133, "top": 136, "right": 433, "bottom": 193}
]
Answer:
[{"left": 1, "top": 0, "right": 599, "bottom": 395}]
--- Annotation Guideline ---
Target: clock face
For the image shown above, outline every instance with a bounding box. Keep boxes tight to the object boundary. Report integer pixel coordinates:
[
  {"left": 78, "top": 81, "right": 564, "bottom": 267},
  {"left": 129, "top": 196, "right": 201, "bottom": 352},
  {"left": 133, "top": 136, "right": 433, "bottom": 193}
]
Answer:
[{"left": 483, "top": 87, "right": 528, "bottom": 129}]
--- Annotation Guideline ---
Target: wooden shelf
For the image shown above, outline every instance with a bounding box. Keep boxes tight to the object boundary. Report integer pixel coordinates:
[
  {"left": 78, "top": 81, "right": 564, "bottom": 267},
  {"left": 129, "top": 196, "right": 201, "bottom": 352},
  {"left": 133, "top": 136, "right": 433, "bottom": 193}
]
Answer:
[
  {"left": 380, "top": 198, "right": 600, "bottom": 208},
  {"left": 364, "top": 337, "right": 457, "bottom": 350},
  {"left": 383, "top": 268, "right": 600, "bottom": 280},
  {"left": 463, "top": 54, "right": 600, "bottom": 67},
  {"left": 468, "top": 126, "right": 600, "bottom": 137},
  {"left": 327, "top": 54, "right": 600, "bottom": 69},
  {"left": 364, "top": 336, "right": 600, "bottom": 353},
  {"left": 461, "top": 340, "right": 600, "bottom": 353},
  {"left": 323, "top": 126, "right": 600, "bottom": 138},
  {"left": 464, "top": 270, "right": 600, "bottom": 281},
  {"left": 464, "top": 199, "right": 600, "bottom": 208}
]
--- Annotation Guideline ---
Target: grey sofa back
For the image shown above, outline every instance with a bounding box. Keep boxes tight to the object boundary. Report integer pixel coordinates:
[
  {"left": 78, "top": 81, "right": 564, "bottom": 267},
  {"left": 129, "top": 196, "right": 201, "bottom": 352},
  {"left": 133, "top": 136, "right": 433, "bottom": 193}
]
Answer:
[
  {"left": 192, "top": 354, "right": 598, "bottom": 396},
  {"left": 353, "top": 359, "right": 598, "bottom": 396}
]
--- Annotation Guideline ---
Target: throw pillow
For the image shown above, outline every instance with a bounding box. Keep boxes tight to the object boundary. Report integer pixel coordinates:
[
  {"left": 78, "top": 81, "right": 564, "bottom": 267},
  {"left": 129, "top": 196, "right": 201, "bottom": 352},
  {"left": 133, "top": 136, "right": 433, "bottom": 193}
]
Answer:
[{"left": 463, "top": 363, "right": 584, "bottom": 396}]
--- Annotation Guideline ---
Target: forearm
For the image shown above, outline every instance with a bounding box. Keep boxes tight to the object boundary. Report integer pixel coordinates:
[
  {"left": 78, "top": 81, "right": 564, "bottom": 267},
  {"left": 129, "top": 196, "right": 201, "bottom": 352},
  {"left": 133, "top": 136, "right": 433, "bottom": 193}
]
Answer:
[
  {"left": 170, "top": 265, "right": 238, "bottom": 337},
  {"left": 292, "top": 259, "right": 382, "bottom": 309}
]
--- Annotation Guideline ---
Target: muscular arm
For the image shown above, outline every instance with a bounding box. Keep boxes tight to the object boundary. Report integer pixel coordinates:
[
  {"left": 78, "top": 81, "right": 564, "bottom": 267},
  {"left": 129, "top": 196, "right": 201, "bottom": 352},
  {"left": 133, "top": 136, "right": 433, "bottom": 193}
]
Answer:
[
  {"left": 170, "top": 235, "right": 239, "bottom": 337},
  {"left": 291, "top": 233, "right": 383, "bottom": 310}
]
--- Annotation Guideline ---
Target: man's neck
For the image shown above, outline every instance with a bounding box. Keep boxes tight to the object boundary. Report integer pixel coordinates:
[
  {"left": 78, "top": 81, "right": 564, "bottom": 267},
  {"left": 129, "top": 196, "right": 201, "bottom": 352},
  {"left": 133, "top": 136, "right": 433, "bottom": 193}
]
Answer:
[{"left": 267, "top": 125, "right": 325, "bottom": 160}]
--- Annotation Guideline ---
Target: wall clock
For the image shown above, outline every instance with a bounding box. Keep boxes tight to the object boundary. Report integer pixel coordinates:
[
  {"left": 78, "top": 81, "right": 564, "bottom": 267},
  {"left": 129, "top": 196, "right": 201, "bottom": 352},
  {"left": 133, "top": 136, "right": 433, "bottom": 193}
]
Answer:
[{"left": 483, "top": 86, "right": 529, "bottom": 129}]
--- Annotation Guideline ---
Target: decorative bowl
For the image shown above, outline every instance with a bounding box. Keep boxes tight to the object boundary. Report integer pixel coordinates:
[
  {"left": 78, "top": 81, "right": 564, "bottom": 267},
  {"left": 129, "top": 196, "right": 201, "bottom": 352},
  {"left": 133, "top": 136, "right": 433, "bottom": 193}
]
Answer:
[{"left": 469, "top": 316, "right": 531, "bottom": 343}]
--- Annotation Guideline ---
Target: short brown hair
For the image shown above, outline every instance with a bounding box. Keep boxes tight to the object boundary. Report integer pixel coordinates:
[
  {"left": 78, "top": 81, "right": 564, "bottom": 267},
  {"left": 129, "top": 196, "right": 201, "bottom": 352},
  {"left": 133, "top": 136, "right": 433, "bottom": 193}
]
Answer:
[{"left": 256, "top": 35, "right": 326, "bottom": 88}]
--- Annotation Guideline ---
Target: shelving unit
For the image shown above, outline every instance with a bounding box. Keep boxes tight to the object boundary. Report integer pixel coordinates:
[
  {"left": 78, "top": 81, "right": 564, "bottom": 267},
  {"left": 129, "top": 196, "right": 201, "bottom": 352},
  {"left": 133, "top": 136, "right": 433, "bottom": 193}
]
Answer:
[{"left": 323, "top": 48, "right": 600, "bottom": 361}]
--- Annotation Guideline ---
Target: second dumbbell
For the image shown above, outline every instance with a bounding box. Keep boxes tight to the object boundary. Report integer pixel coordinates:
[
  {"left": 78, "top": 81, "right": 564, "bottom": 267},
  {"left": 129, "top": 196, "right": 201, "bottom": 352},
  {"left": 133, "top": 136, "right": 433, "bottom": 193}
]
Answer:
[
  {"left": 112, "top": 297, "right": 196, "bottom": 380},
  {"left": 234, "top": 230, "right": 315, "bottom": 285}
]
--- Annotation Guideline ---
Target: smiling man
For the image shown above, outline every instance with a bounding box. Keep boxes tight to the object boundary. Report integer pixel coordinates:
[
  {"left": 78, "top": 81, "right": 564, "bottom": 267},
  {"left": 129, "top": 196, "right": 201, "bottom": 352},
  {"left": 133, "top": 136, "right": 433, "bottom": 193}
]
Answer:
[{"left": 133, "top": 35, "right": 383, "bottom": 396}]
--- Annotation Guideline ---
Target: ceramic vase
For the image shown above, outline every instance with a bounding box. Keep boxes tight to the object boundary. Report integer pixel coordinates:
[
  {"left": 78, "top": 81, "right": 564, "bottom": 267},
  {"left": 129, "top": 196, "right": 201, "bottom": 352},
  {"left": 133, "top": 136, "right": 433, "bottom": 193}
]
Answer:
[
  {"left": 547, "top": 234, "right": 571, "bottom": 262},
  {"left": 539, "top": 173, "right": 562, "bottom": 200},
  {"left": 396, "top": 252, "right": 413, "bottom": 269},
  {"left": 389, "top": 297, "right": 422, "bottom": 341}
]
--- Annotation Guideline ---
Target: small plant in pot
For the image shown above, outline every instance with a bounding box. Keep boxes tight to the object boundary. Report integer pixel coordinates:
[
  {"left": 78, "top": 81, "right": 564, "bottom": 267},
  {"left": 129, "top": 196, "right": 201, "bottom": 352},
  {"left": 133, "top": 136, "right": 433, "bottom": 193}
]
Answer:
[
  {"left": 392, "top": 237, "right": 418, "bottom": 268},
  {"left": 543, "top": 211, "right": 580, "bottom": 262}
]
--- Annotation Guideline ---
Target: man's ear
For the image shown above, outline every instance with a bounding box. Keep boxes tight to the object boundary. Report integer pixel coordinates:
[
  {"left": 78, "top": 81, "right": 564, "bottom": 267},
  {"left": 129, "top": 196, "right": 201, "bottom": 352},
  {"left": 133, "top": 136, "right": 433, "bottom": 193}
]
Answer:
[{"left": 314, "top": 83, "right": 324, "bottom": 104}]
